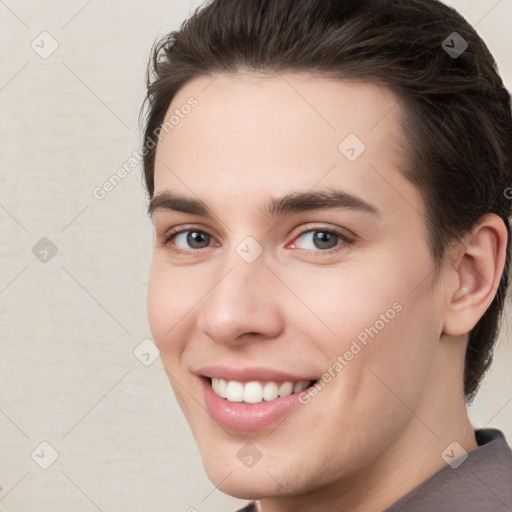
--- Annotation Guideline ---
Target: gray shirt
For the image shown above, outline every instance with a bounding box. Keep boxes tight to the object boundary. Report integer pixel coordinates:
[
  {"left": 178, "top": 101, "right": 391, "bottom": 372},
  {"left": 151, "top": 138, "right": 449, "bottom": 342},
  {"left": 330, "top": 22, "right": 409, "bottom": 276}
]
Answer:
[{"left": 236, "top": 428, "right": 512, "bottom": 512}]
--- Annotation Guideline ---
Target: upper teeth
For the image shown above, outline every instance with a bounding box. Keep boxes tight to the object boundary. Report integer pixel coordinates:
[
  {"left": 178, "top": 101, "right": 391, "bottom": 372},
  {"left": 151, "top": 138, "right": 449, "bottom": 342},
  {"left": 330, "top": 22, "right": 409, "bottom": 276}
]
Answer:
[{"left": 211, "top": 378, "right": 312, "bottom": 404}]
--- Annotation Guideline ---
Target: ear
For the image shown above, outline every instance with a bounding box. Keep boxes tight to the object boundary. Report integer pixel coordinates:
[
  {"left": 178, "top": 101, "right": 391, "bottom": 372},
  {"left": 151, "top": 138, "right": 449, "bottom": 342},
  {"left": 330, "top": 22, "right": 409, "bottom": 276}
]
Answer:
[{"left": 442, "top": 214, "right": 509, "bottom": 337}]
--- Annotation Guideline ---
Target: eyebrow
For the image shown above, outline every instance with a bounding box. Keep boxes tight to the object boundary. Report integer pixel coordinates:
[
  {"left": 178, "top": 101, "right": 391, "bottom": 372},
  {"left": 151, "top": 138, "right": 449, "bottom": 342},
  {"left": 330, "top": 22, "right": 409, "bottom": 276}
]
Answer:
[{"left": 148, "top": 189, "right": 380, "bottom": 219}]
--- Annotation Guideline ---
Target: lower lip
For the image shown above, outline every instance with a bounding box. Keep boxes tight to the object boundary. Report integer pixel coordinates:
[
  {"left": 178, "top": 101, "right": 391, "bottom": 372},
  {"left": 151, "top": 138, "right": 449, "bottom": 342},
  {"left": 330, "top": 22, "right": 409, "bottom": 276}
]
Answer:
[{"left": 201, "top": 378, "right": 309, "bottom": 431}]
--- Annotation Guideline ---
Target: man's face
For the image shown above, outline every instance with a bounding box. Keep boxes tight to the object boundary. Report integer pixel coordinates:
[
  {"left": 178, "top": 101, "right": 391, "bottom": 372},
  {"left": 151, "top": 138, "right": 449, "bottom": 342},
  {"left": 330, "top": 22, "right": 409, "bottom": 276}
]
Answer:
[{"left": 148, "top": 74, "right": 447, "bottom": 499}]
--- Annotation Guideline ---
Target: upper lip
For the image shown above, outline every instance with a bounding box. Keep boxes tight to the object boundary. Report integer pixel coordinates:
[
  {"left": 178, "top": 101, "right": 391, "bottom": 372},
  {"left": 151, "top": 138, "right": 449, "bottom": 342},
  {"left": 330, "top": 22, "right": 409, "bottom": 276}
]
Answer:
[{"left": 196, "top": 365, "right": 318, "bottom": 383}]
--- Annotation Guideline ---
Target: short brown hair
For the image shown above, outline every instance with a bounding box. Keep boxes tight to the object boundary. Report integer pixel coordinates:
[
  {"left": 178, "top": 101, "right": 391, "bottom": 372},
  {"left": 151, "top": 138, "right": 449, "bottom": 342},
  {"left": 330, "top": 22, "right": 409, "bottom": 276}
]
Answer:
[{"left": 141, "top": 0, "right": 512, "bottom": 401}]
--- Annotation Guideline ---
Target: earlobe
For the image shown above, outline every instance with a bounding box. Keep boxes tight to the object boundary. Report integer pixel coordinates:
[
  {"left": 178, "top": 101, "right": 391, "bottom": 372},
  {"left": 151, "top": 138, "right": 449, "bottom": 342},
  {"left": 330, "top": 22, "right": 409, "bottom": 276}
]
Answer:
[{"left": 443, "top": 214, "right": 508, "bottom": 337}]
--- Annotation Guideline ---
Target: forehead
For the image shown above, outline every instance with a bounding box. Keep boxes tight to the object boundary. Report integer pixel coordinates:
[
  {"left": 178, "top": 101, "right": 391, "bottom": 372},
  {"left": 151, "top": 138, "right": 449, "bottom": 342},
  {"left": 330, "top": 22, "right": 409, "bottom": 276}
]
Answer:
[{"left": 153, "top": 72, "right": 422, "bottom": 221}]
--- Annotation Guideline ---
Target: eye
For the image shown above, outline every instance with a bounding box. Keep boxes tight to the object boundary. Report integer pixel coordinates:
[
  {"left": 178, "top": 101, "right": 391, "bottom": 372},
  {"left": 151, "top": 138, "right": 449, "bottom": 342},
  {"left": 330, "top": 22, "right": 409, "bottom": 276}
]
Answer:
[
  {"left": 289, "top": 228, "right": 348, "bottom": 252},
  {"left": 165, "top": 229, "right": 216, "bottom": 251}
]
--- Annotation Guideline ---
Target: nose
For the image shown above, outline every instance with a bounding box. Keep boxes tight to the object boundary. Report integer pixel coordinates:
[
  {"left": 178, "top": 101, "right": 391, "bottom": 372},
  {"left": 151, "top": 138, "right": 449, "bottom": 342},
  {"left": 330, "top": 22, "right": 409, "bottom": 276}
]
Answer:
[{"left": 197, "top": 255, "right": 284, "bottom": 346}]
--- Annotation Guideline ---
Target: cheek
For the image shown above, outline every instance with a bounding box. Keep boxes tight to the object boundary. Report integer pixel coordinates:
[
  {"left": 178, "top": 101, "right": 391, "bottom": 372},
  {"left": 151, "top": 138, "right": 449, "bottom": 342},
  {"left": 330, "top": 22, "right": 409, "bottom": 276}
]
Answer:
[
  {"left": 338, "top": 273, "right": 441, "bottom": 416},
  {"left": 147, "top": 263, "right": 170, "bottom": 341},
  {"left": 282, "top": 261, "right": 401, "bottom": 344},
  {"left": 284, "top": 252, "right": 440, "bottom": 382},
  {"left": 147, "top": 260, "right": 192, "bottom": 356}
]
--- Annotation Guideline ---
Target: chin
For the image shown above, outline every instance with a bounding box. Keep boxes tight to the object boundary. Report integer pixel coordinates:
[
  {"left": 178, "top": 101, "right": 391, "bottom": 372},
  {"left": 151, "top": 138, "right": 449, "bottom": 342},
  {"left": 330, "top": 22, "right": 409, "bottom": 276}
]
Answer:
[
  {"left": 203, "top": 465, "right": 281, "bottom": 500},
  {"left": 201, "top": 447, "right": 317, "bottom": 501}
]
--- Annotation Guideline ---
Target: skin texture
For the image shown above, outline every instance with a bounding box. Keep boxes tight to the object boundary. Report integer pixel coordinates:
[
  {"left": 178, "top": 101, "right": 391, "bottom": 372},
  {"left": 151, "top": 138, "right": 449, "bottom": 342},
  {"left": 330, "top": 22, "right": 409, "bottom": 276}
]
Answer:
[{"left": 147, "top": 73, "right": 507, "bottom": 512}]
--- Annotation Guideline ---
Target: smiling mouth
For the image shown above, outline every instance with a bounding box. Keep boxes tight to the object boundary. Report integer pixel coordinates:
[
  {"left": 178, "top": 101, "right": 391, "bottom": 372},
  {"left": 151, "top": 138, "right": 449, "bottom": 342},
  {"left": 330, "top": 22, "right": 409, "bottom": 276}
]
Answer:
[{"left": 207, "top": 377, "right": 318, "bottom": 404}]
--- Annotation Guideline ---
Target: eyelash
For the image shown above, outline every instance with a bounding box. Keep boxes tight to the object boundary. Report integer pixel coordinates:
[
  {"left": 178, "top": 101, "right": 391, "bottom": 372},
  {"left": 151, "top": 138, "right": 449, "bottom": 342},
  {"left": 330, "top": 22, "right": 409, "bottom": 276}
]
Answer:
[
  {"left": 161, "top": 225, "right": 353, "bottom": 256},
  {"left": 289, "top": 227, "right": 351, "bottom": 256}
]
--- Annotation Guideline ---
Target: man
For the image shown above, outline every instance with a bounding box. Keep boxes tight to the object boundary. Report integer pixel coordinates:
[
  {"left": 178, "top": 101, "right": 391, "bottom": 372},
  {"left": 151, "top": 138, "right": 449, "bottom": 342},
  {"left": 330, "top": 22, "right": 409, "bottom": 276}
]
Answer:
[{"left": 141, "top": 0, "right": 512, "bottom": 510}]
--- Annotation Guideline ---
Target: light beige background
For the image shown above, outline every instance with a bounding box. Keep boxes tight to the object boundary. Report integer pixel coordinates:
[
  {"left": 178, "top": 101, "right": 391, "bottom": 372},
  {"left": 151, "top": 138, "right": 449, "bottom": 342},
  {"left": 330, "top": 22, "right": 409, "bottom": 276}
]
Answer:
[{"left": 0, "top": 1, "right": 511, "bottom": 511}]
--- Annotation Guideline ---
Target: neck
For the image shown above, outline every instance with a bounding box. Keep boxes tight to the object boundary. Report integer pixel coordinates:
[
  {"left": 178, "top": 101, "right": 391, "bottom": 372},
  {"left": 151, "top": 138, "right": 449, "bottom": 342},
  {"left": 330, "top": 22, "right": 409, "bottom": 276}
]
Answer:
[{"left": 258, "top": 335, "right": 477, "bottom": 512}]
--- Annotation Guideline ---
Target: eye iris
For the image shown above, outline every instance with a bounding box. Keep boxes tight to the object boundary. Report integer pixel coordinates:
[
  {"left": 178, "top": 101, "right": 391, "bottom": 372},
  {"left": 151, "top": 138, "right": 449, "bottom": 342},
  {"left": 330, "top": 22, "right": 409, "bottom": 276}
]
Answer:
[
  {"left": 187, "top": 231, "right": 210, "bottom": 249},
  {"left": 313, "top": 231, "right": 338, "bottom": 250}
]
